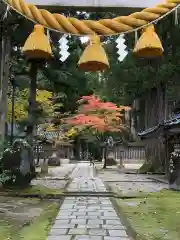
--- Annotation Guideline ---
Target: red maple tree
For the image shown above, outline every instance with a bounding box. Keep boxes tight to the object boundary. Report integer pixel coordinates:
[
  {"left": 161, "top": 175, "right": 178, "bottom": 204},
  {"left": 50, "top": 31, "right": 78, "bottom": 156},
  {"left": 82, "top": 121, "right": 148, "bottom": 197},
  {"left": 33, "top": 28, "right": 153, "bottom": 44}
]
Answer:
[{"left": 65, "top": 95, "right": 131, "bottom": 168}]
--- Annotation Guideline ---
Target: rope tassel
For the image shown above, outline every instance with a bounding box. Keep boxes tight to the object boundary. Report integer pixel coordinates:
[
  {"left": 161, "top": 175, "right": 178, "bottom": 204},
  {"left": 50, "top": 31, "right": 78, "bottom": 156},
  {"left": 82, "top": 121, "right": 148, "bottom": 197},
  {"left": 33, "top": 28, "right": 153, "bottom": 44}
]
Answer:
[
  {"left": 133, "top": 24, "right": 164, "bottom": 58},
  {"left": 174, "top": 8, "right": 179, "bottom": 25},
  {"left": 78, "top": 35, "right": 109, "bottom": 72},
  {"left": 22, "top": 25, "right": 52, "bottom": 59}
]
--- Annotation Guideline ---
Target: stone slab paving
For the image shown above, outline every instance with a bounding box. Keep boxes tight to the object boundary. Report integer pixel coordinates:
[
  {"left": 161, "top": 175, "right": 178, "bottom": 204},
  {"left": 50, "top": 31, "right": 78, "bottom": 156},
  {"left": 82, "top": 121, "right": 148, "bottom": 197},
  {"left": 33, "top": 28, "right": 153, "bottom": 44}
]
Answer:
[
  {"left": 49, "top": 196, "right": 130, "bottom": 240},
  {"left": 68, "top": 177, "right": 106, "bottom": 192},
  {"left": 69, "top": 162, "right": 94, "bottom": 179},
  {"left": 68, "top": 162, "right": 106, "bottom": 192},
  {"left": 48, "top": 162, "right": 130, "bottom": 240}
]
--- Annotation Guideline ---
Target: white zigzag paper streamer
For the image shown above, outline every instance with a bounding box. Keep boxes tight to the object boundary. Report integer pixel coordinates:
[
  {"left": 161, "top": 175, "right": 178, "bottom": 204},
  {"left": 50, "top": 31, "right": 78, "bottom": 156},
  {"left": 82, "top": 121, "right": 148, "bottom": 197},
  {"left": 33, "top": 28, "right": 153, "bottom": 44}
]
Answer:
[
  {"left": 116, "top": 34, "right": 128, "bottom": 62},
  {"left": 58, "top": 35, "right": 70, "bottom": 62}
]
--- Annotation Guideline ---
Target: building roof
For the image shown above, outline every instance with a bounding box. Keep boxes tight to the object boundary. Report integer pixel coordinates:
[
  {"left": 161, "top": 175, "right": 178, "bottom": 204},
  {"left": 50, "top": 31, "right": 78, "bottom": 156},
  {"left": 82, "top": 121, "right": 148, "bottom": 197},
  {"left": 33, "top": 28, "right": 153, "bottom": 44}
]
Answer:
[
  {"left": 164, "top": 115, "right": 180, "bottom": 127},
  {"left": 37, "top": 130, "right": 62, "bottom": 140},
  {"left": 55, "top": 140, "right": 73, "bottom": 146},
  {"left": 138, "top": 115, "right": 180, "bottom": 138},
  {"left": 138, "top": 125, "right": 160, "bottom": 137}
]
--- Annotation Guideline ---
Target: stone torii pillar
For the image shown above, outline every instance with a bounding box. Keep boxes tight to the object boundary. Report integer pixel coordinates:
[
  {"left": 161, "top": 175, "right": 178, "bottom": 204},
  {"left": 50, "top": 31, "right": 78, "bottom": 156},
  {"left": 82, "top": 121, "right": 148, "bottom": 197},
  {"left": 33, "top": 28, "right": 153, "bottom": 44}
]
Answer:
[{"left": 0, "top": 5, "right": 11, "bottom": 153}]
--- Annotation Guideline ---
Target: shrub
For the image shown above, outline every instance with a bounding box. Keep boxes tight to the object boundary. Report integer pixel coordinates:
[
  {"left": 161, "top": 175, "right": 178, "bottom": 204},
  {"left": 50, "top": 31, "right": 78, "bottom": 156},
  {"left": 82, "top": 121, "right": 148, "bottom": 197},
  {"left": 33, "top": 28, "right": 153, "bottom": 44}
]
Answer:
[
  {"left": 0, "top": 139, "right": 36, "bottom": 188},
  {"left": 169, "top": 150, "right": 180, "bottom": 184}
]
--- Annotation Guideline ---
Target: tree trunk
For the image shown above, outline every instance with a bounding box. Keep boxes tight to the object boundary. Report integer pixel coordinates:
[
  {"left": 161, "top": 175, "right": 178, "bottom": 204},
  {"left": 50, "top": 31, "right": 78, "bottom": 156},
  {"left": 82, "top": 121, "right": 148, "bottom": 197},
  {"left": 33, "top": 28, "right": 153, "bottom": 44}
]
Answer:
[
  {"left": 131, "top": 100, "right": 139, "bottom": 141},
  {"left": 10, "top": 80, "right": 16, "bottom": 145},
  {"left": 26, "top": 62, "right": 38, "bottom": 145},
  {"left": 103, "top": 146, "right": 108, "bottom": 169},
  {"left": 144, "top": 83, "right": 167, "bottom": 172}
]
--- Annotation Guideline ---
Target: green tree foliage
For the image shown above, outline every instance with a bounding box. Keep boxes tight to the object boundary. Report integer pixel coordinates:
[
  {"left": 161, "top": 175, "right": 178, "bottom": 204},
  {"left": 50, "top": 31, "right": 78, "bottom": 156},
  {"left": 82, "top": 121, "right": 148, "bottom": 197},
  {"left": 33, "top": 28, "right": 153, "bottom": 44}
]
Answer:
[
  {"left": 7, "top": 88, "right": 53, "bottom": 124},
  {"left": 86, "top": 15, "right": 180, "bottom": 105}
]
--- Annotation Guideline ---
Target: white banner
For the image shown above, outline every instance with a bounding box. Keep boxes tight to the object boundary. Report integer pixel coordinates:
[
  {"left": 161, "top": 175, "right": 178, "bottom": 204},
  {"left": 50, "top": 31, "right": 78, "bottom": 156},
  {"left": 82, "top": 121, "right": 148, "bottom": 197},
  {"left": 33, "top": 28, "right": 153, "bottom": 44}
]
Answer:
[{"left": 26, "top": 0, "right": 161, "bottom": 8}]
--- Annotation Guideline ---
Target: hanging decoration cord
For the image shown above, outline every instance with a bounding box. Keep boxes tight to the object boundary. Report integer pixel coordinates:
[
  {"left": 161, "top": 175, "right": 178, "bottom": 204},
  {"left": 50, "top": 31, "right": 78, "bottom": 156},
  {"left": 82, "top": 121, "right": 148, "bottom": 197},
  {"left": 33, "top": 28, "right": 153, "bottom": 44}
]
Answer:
[
  {"left": 2, "top": 0, "right": 180, "bottom": 36},
  {"left": 134, "top": 31, "right": 138, "bottom": 44},
  {"left": 174, "top": 8, "right": 179, "bottom": 25}
]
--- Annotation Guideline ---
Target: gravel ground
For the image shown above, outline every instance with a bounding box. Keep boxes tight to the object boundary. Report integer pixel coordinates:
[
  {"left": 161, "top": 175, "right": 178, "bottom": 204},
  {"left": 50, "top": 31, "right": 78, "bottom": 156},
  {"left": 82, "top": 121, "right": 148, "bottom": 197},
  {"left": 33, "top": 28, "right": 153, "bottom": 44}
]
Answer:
[
  {"left": 33, "top": 163, "right": 76, "bottom": 190},
  {"left": 96, "top": 164, "right": 168, "bottom": 195}
]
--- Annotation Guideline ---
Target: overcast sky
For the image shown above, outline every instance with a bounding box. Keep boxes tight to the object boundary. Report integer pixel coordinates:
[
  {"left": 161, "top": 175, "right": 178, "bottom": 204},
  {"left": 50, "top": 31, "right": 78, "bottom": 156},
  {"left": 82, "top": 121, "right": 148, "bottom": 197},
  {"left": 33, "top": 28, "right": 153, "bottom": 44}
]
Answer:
[{"left": 27, "top": 0, "right": 161, "bottom": 8}]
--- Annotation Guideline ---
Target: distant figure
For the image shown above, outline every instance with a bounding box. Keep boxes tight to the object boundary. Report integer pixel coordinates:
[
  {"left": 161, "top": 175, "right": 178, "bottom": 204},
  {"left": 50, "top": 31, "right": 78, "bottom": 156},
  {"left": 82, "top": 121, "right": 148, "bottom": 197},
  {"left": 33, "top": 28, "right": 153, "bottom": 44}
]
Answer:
[
  {"left": 89, "top": 155, "right": 94, "bottom": 167},
  {"left": 90, "top": 158, "right": 94, "bottom": 167}
]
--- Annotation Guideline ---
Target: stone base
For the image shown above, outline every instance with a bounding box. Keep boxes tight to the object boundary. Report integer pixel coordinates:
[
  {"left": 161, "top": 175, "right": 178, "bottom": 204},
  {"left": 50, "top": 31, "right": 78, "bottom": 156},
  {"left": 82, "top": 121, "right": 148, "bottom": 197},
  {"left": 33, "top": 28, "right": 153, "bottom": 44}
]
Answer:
[
  {"left": 41, "top": 161, "right": 48, "bottom": 174},
  {"left": 169, "top": 170, "right": 180, "bottom": 190},
  {"left": 48, "top": 157, "right": 60, "bottom": 166},
  {"left": 169, "top": 183, "right": 180, "bottom": 190},
  {"left": 118, "top": 164, "right": 125, "bottom": 169},
  {"left": 169, "top": 177, "right": 180, "bottom": 191},
  {"left": 107, "top": 158, "right": 116, "bottom": 166}
]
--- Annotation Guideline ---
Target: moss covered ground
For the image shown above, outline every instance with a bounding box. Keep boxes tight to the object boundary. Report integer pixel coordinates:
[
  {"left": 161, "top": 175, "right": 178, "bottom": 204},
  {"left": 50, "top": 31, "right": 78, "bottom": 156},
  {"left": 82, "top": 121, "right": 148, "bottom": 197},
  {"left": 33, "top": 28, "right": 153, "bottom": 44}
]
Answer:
[{"left": 115, "top": 190, "right": 180, "bottom": 240}]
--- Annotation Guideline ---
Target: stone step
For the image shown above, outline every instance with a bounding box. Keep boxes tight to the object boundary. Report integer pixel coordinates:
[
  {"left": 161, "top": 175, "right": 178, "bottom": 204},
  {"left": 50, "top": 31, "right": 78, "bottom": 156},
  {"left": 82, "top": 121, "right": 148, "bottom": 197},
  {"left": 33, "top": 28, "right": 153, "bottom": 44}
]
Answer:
[{"left": 64, "top": 192, "right": 116, "bottom": 197}]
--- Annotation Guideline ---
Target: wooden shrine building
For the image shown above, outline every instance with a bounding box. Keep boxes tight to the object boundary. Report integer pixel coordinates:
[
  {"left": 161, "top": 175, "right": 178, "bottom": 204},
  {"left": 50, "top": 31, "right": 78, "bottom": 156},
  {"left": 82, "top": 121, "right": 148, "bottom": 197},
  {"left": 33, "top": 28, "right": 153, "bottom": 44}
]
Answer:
[{"left": 138, "top": 114, "right": 180, "bottom": 176}]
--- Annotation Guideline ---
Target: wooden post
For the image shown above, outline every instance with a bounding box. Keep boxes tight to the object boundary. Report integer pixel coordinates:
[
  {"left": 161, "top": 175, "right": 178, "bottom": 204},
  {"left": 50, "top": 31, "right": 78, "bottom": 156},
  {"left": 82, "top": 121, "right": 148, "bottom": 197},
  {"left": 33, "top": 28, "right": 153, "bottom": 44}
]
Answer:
[{"left": 119, "top": 150, "right": 124, "bottom": 168}]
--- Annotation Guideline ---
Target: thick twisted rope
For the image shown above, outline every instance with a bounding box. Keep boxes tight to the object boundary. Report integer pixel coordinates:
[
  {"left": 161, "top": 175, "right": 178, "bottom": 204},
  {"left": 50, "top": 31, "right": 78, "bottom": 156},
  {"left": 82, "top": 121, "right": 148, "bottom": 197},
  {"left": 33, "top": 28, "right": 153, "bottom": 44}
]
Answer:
[{"left": 3, "top": 0, "right": 180, "bottom": 35}]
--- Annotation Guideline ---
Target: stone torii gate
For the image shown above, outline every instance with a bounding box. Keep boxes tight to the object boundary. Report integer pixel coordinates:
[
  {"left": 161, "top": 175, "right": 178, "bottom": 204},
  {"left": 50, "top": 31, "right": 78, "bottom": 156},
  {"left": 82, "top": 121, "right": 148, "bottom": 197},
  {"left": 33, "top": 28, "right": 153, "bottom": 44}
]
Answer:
[
  {"left": 0, "top": 3, "right": 11, "bottom": 154},
  {"left": 0, "top": 0, "right": 179, "bottom": 153}
]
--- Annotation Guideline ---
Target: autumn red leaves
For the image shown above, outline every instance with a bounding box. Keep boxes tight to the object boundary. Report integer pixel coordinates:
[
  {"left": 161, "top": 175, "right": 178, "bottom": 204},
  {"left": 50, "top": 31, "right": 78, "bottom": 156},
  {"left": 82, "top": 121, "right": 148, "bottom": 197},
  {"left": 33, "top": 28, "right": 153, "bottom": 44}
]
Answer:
[{"left": 65, "top": 95, "right": 131, "bottom": 134}]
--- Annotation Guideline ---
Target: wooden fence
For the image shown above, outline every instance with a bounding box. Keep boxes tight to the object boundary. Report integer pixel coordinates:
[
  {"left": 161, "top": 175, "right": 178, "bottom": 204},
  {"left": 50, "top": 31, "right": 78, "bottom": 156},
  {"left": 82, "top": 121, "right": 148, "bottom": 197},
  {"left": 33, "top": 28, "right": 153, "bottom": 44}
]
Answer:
[
  {"left": 33, "top": 144, "right": 55, "bottom": 165},
  {"left": 115, "top": 146, "right": 145, "bottom": 163}
]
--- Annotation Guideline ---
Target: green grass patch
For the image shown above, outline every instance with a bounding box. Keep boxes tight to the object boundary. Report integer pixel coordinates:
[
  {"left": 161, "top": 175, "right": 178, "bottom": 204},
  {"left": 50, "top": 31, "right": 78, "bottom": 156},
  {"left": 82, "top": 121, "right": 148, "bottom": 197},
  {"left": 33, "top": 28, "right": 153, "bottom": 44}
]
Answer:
[
  {"left": 115, "top": 190, "right": 180, "bottom": 240},
  {"left": 0, "top": 184, "right": 64, "bottom": 196},
  {"left": 0, "top": 219, "right": 15, "bottom": 240},
  {"left": 16, "top": 202, "right": 59, "bottom": 240},
  {"left": 0, "top": 200, "right": 60, "bottom": 240}
]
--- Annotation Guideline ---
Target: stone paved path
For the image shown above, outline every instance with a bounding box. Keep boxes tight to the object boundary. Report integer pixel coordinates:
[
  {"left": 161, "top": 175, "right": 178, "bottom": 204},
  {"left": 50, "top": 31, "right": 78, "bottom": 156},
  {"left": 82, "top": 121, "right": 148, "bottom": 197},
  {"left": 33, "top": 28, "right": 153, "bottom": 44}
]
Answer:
[{"left": 48, "top": 162, "right": 130, "bottom": 240}]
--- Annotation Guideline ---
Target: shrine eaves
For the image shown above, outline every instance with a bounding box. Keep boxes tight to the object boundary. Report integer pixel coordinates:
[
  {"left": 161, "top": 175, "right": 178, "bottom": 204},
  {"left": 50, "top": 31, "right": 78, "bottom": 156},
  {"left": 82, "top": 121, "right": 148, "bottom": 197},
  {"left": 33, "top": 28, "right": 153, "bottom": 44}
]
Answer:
[{"left": 26, "top": 0, "right": 162, "bottom": 8}]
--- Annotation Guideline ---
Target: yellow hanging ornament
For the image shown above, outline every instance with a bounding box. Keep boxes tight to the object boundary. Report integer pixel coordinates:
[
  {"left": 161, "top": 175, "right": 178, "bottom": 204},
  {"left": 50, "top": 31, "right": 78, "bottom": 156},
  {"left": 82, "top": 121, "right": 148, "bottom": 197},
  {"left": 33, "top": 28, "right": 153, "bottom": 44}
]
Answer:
[
  {"left": 78, "top": 35, "right": 109, "bottom": 72},
  {"left": 133, "top": 25, "right": 164, "bottom": 58},
  {"left": 22, "top": 25, "right": 52, "bottom": 59}
]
